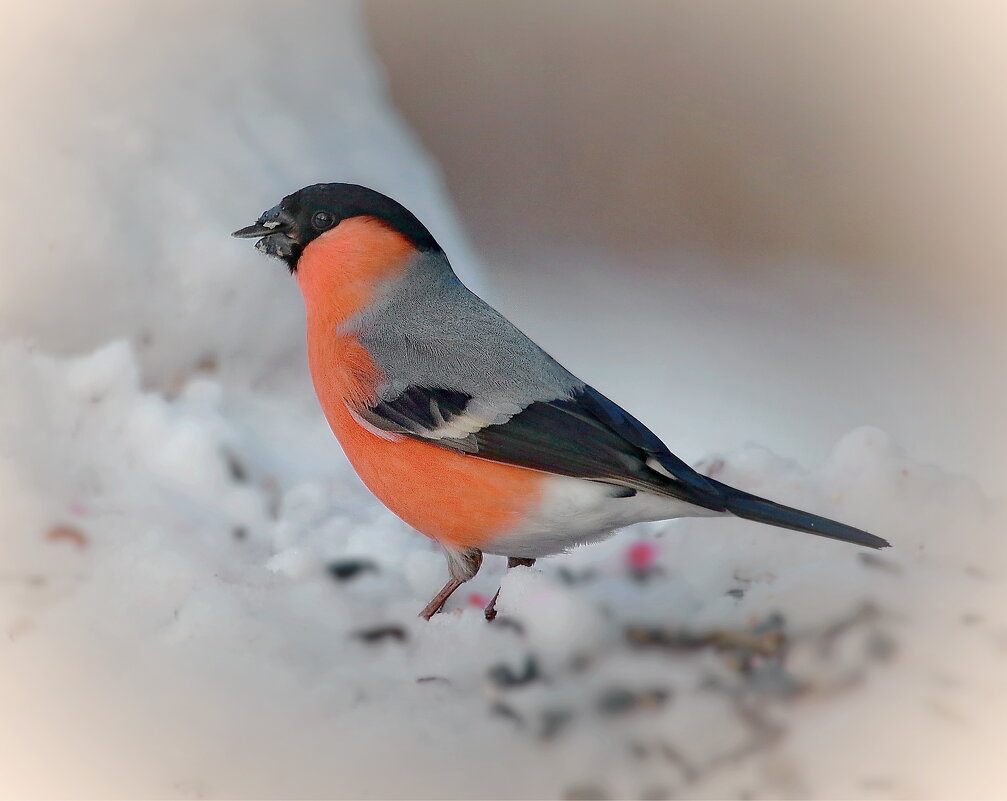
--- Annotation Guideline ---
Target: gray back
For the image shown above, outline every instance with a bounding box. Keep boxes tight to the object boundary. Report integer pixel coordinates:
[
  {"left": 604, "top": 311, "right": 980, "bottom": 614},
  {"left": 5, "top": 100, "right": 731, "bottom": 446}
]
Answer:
[{"left": 345, "top": 251, "right": 582, "bottom": 406}]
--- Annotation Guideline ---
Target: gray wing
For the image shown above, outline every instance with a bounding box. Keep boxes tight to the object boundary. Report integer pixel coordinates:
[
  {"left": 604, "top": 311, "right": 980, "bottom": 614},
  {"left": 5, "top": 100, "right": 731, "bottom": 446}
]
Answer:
[
  {"left": 348, "top": 252, "right": 889, "bottom": 549},
  {"left": 350, "top": 252, "right": 725, "bottom": 508}
]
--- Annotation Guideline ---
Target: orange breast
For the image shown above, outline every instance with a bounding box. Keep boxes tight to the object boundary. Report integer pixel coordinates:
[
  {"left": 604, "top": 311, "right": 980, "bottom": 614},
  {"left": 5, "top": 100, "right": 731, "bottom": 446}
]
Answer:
[{"left": 297, "top": 217, "right": 543, "bottom": 549}]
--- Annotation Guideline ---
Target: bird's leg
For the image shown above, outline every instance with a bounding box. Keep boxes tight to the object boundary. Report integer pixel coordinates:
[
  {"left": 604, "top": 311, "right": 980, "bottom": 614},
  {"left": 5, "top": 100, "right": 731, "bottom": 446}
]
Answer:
[
  {"left": 419, "top": 547, "right": 483, "bottom": 620},
  {"left": 418, "top": 578, "right": 464, "bottom": 620},
  {"left": 485, "top": 557, "right": 537, "bottom": 621}
]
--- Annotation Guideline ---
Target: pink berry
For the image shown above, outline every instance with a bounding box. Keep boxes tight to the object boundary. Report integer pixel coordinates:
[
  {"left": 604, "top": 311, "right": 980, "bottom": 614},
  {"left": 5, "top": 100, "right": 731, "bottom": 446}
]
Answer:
[
  {"left": 627, "top": 540, "right": 659, "bottom": 572},
  {"left": 468, "top": 592, "right": 489, "bottom": 608}
]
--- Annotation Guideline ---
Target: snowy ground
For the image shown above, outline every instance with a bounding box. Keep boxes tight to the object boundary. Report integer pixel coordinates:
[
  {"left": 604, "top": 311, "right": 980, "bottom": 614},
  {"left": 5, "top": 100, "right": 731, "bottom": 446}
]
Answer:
[
  {"left": 2, "top": 2, "right": 1005, "bottom": 799},
  {"left": 3, "top": 339, "right": 1004, "bottom": 799}
]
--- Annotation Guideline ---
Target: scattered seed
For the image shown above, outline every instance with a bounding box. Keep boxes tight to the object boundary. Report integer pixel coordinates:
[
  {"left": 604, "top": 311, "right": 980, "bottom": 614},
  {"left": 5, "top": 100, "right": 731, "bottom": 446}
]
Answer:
[
  {"left": 224, "top": 450, "right": 248, "bottom": 483},
  {"left": 490, "top": 701, "right": 524, "bottom": 727},
  {"left": 327, "top": 559, "right": 378, "bottom": 581},
  {"left": 540, "top": 707, "right": 573, "bottom": 740},
  {"left": 353, "top": 625, "right": 407, "bottom": 644},
  {"left": 598, "top": 686, "right": 670, "bottom": 716},
  {"left": 598, "top": 687, "right": 636, "bottom": 715},
  {"left": 488, "top": 655, "right": 540, "bottom": 688},
  {"left": 45, "top": 524, "right": 88, "bottom": 549},
  {"left": 194, "top": 353, "right": 218, "bottom": 372}
]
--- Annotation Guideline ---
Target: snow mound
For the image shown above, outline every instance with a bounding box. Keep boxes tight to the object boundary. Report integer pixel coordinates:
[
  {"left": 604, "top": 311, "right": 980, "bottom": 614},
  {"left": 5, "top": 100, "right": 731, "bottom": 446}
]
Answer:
[{"left": 0, "top": 0, "right": 478, "bottom": 393}]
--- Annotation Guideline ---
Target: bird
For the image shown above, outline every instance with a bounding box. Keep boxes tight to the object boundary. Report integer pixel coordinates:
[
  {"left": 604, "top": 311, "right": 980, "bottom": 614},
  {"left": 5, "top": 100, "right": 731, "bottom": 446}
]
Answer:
[{"left": 233, "top": 183, "right": 890, "bottom": 620}]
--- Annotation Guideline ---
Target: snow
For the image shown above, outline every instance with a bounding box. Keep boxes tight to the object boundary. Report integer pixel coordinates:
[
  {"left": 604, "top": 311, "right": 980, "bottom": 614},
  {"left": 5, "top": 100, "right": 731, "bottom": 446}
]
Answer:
[
  {"left": 2, "top": 2, "right": 1005, "bottom": 799},
  {"left": 2, "top": 340, "right": 1003, "bottom": 798},
  {"left": 0, "top": 0, "right": 479, "bottom": 396}
]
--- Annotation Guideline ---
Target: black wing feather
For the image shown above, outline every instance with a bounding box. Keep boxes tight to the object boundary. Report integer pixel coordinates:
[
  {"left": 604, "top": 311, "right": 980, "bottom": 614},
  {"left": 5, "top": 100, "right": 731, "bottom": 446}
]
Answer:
[
  {"left": 358, "top": 384, "right": 727, "bottom": 510},
  {"left": 367, "top": 386, "right": 472, "bottom": 434},
  {"left": 576, "top": 386, "right": 722, "bottom": 499},
  {"left": 355, "top": 385, "right": 890, "bottom": 549}
]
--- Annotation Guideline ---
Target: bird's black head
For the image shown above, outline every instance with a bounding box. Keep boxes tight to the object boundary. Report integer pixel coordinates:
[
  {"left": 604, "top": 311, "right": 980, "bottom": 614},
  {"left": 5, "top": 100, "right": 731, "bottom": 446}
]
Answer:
[{"left": 232, "top": 183, "right": 441, "bottom": 272}]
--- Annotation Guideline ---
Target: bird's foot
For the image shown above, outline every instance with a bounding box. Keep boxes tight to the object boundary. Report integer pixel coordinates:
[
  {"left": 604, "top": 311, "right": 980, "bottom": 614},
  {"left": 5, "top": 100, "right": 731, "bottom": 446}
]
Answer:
[
  {"left": 483, "top": 588, "right": 501, "bottom": 621},
  {"left": 484, "top": 557, "right": 536, "bottom": 622}
]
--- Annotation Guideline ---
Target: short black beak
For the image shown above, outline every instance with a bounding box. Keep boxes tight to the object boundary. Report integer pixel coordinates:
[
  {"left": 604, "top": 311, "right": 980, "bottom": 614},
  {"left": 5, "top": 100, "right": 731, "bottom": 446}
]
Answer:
[
  {"left": 231, "top": 221, "right": 288, "bottom": 238},
  {"left": 232, "top": 202, "right": 294, "bottom": 240},
  {"left": 232, "top": 203, "right": 301, "bottom": 265}
]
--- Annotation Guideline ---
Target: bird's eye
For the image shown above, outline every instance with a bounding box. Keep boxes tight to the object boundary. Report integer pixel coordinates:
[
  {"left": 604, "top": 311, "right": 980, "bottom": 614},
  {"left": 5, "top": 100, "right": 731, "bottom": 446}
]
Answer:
[{"left": 312, "top": 210, "right": 335, "bottom": 230}]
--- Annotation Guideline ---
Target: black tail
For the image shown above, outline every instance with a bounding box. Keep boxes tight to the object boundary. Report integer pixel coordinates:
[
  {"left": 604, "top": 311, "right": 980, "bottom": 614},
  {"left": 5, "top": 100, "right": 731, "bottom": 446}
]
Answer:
[{"left": 710, "top": 478, "right": 890, "bottom": 549}]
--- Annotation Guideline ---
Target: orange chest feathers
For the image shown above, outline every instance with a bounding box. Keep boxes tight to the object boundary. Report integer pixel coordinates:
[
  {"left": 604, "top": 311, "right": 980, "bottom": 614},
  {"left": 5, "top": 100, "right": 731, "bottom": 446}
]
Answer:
[{"left": 297, "top": 218, "right": 543, "bottom": 549}]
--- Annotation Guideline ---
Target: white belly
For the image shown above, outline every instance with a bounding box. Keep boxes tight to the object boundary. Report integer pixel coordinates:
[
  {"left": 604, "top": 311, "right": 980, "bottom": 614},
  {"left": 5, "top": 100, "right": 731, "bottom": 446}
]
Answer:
[{"left": 484, "top": 474, "right": 723, "bottom": 559}]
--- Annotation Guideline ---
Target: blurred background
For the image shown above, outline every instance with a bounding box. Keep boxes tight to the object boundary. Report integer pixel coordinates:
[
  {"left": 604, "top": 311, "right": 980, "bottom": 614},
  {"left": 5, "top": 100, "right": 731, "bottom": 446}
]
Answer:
[
  {"left": 365, "top": 0, "right": 1007, "bottom": 489},
  {"left": 1, "top": 1, "right": 1004, "bottom": 798},
  {"left": 369, "top": 0, "right": 1006, "bottom": 295}
]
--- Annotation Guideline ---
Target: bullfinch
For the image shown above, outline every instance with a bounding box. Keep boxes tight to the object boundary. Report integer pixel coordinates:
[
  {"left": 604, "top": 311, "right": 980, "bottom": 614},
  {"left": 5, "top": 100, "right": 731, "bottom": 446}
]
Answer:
[{"left": 233, "top": 183, "right": 889, "bottom": 620}]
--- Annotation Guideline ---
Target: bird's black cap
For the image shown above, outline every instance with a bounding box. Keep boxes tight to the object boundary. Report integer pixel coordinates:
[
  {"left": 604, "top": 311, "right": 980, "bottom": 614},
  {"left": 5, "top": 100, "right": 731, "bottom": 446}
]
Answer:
[{"left": 232, "top": 183, "right": 441, "bottom": 271}]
